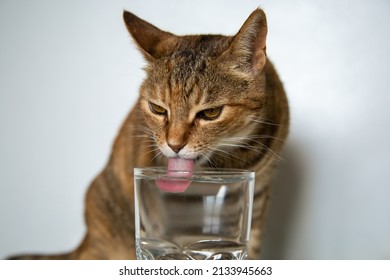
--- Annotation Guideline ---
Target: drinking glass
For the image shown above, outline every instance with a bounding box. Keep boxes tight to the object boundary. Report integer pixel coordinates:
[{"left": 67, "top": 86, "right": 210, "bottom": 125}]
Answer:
[{"left": 134, "top": 168, "right": 255, "bottom": 260}]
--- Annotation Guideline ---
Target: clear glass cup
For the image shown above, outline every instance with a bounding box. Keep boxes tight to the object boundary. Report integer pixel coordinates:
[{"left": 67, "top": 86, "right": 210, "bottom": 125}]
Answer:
[{"left": 134, "top": 168, "right": 255, "bottom": 260}]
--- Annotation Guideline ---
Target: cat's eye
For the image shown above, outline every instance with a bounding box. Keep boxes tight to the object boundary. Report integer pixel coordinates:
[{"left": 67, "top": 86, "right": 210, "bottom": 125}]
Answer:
[
  {"left": 197, "top": 106, "right": 223, "bottom": 120},
  {"left": 149, "top": 102, "right": 167, "bottom": 115}
]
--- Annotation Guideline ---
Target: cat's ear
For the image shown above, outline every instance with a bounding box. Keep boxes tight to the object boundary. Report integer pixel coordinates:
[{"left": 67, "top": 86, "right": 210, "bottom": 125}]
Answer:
[
  {"left": 222, "top": 8, "right": 268, "bottom": 77},
  {"left": 123, "top": 11, "right": 178, "bottom": 61}
]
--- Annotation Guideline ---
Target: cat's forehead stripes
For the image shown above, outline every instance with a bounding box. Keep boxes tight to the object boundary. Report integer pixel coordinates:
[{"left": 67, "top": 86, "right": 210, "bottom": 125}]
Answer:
[{"left": 164, "top": 79, "right": 199, "bottom": 121}]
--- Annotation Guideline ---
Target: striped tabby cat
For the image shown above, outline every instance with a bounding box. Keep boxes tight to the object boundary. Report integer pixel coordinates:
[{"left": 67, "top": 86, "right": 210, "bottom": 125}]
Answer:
[{"left": 11, "top": 8, "right": 288, "bottom": 259}]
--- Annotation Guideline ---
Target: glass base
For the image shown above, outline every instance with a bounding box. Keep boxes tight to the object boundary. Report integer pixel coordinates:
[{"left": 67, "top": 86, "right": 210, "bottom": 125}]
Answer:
[{"left": 136, "top": 238, "right": 248, "bottom": 260}]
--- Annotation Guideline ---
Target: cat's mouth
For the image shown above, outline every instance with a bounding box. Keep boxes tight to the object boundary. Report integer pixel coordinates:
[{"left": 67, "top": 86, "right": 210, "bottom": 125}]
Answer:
[{"left": 155, "top": 157, "right": 195, "bottom": 193}]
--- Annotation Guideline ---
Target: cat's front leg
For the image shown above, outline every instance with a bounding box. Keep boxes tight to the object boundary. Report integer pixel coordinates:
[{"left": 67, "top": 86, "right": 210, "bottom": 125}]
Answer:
[
  {"left": 248, "top": 184, "right": 271, "bottom": 259},
  {"left": 76, "top": 170, "right": 136, "bottom": 259}
]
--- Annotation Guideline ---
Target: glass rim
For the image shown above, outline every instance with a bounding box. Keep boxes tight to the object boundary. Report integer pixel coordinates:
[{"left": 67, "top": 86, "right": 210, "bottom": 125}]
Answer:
[{"left": 134, "top": 167, "right": 255, "bottom": 183}]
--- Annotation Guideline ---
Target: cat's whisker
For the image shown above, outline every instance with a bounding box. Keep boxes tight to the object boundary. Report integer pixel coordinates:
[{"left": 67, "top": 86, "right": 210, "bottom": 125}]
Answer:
[
  {"left": 218, "top": 143, "right": 270, "bottom": 161},
  {"left": 125, "top": 124, "right": 152, "bottom": 134},
  {"left": 149, "top": 150, "right": 163, "bottom": 164},
  {"left": 131, "top": 134, "right": 154, "bottom": 139},
  {"left": 144, "top": 143, "right": 159, "bottom": 150},
  {"left": 226, "top": 135, "right": 286, "bottom": 143},
  {"left": 252, "top": 141, "right": 285, "bottom": 162},
  {"left": 248, "top": 117, "right": 287, "bottom": 127},
  {"left": 199, "top": 150, "right": 218, "bottom": 168},
  {"left": 218, "top": 143, "right": 262, "bottom": 154},
  {"left": 210, "top": 147, "right": 250, "bottom": 163},
  {"left": 135, "top": 144, "right": 162, "bottom": 166},
  {"left": 131, "top": 137, "right": 157, "bottom": 145},
  {"left": 134, "top": 124, "right": 152, "bottom": 130},
  {"left": 134, "top": 125, "right": 156, "bottom": 136},
  {"left": 218, "top": 138, "right": 285, "bottom": 163},
  {"left": 131, "top": 135, "right": 157, "bottom": 148}
]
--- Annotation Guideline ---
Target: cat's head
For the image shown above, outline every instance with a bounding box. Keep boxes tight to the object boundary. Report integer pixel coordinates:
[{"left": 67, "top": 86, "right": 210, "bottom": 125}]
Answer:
[{"left": 123, "top": 9, "right": 268, "bottom": 168}]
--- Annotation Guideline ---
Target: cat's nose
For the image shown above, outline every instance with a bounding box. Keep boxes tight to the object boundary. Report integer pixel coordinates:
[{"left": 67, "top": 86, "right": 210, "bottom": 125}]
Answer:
[{"left": 168, "top": 142, "right": 185, "bottom": 154}]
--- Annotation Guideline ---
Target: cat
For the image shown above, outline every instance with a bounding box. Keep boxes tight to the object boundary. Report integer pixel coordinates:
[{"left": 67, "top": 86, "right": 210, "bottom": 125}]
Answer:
[{"left": 10, "top": 7, "right": 289, "bottom": 260}]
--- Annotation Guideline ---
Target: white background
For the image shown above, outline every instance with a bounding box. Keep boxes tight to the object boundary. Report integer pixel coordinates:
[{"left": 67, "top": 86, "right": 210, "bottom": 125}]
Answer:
[{"left": 1, "top": 0, "right": 390, "bottom": 259}]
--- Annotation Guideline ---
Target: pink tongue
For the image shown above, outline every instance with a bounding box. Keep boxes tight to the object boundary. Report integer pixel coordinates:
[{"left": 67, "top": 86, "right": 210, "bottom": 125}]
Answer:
[{"left": 156, "top": 158, "right": 195, "bottom": 193}]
